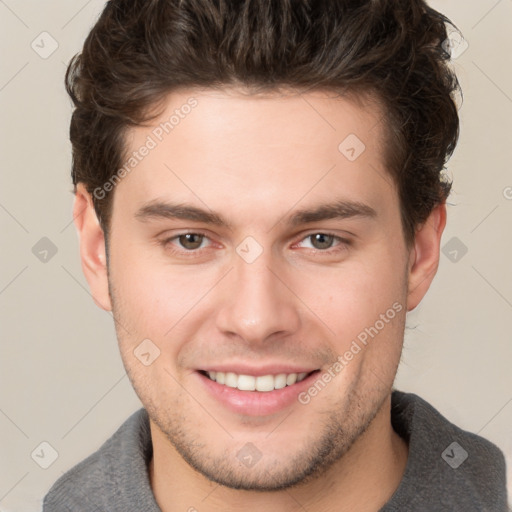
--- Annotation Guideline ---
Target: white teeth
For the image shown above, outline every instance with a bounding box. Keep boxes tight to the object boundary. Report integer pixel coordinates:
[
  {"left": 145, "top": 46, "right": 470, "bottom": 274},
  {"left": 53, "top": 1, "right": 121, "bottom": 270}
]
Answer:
[
  {"left": 205, "top": 371, "right": 311, "bottom": 391},
  {"left": 255, "top": 375, "right": 274, "bottom": 392},
  {"left": 286, "top": 374, "right": 297, "bottom": 386},
  {"left": 238, "top": 374, "right": 256, "bottom": 391},
  {"left": 274, "top": 374, "right": 287, "bottom": 390},
  {"left": 225, "top": 372, "right": 238, "bottom": 388}
]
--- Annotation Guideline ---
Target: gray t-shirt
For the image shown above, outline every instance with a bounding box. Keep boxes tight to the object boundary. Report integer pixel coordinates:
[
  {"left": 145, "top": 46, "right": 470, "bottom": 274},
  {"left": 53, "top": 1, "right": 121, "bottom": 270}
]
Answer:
[{"left": 43, "top": 390, "right": 508, "bottom": 511}]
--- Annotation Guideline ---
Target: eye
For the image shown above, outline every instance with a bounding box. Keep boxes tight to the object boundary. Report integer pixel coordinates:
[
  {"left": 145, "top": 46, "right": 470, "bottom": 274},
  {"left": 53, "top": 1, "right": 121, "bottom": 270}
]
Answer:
[
  {"left": 164, "top": 232, "right": 210, "bottom": 251},
  {"left": 296, "top": 233, "right": 348, "bottom": 251},
  {"left": 307, "top": 233, "right": 335, "bottom": 250}
]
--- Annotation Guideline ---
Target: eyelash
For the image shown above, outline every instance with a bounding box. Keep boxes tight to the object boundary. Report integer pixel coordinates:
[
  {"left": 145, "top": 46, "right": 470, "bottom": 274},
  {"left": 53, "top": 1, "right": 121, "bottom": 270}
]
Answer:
[{"left": 159, "top": 231, "right": 351, "bottom": 258}]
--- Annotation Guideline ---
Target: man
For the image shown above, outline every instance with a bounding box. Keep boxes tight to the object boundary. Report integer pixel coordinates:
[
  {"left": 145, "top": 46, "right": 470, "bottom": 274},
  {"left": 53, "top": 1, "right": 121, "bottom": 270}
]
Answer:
[{"left": 44, "top": 0, "right": 508, "bottom": 510}]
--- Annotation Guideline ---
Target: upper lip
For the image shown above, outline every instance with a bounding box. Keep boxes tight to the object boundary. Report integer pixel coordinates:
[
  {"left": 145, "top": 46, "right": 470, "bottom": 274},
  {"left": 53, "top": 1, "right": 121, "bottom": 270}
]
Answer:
[{"left": 198, "top": 364, "right": 320, "bottom": 377}]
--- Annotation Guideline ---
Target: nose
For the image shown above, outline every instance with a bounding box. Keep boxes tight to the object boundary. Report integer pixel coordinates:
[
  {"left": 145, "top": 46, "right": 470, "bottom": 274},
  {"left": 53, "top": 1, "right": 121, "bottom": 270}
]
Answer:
[{"left": 215, "top": 250, "right": 301, "bottom": 345}]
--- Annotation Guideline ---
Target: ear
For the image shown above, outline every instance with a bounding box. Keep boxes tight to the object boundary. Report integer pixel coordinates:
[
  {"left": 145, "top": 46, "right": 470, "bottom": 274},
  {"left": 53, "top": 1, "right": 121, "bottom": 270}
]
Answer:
[
  {"left": 407, "top": 202, "right": 447, "bottom": 311},
  {"left": 73, "top": 183, "right": 112, "bottom": 312}
]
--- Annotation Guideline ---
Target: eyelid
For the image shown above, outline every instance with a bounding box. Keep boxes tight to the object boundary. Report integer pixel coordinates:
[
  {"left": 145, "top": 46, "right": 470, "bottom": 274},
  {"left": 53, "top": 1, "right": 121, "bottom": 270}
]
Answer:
[
  {"left": 292, "top": 231, "right": 352, "bottom": 250},
  {"left": 160, "top": 229, "right": 352, "bottom": 255},
  {"left": 161, "top": 230, "right": 214, "bottom": 248}
]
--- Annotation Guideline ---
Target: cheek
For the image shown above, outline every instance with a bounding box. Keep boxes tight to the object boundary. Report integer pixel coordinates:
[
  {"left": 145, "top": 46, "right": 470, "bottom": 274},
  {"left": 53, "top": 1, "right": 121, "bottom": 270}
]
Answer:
[
  {"left": 109, "top": 241, "right": 214, "bottom": 333},
  {"left": 293, "top": 258, "right": 407, "bottom": 386},
  {"left": 295, "top": 254, "right": 405, "bottom": 336},
  {"left": 110, "top": 222, "right": 407, "bottom": 350}
]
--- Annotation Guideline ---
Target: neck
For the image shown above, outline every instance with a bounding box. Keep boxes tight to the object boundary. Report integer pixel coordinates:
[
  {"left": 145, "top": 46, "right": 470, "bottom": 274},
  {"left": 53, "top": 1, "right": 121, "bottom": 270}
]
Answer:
[{"left": 149, "top": 394, "right": 408, "bottom": 512}]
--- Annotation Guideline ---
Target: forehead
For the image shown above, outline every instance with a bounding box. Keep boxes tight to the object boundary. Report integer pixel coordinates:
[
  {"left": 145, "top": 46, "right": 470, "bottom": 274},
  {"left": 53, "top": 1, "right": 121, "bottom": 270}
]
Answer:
[
  {"left": 135, "top": 86, "right": 386, "bottom": 153},
  {"left": 114, "top": 87, "right": 394, "bottom": 224}
]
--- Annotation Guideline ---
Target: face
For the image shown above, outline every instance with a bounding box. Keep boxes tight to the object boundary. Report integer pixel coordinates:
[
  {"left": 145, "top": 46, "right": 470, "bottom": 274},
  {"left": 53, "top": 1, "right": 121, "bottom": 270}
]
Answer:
[{"left": 101, "top": 88, "right": 413, "bottom": 490}]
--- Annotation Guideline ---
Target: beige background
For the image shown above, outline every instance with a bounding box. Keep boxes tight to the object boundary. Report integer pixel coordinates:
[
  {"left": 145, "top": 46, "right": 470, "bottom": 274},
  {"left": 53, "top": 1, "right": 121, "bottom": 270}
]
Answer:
[{"left": 1, "top": 1, "right": 511, "bottom": 510}]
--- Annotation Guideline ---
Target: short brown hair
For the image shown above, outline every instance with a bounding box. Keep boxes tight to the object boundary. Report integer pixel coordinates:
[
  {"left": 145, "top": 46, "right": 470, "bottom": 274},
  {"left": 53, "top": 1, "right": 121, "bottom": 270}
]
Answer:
[{"left": 65, "top": 0, "right": 461, "bottom": 245}]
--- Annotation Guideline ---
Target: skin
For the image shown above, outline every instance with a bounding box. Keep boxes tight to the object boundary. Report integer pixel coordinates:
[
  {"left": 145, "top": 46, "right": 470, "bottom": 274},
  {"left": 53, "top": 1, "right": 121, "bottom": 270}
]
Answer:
[{"left": 74, "top": 87, "right": 446, "bottom": 511}]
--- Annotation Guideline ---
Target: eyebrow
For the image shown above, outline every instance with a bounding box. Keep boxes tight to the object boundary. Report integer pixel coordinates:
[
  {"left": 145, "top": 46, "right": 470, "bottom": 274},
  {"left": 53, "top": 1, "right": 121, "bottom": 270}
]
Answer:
[{"left": 134, "top": 199, "right": 377, "bottom": 229}]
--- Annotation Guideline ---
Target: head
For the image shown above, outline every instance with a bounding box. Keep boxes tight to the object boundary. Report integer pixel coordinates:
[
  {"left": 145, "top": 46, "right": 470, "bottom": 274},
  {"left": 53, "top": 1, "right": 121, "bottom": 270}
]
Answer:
[{"left": 70, "top": 0, "right": 460, "bottom": 492}]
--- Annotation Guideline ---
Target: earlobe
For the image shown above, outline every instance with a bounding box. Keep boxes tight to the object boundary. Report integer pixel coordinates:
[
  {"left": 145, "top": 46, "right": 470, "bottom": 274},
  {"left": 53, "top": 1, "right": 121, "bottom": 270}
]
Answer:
[
  {"left": 407, "top": 202, "right": 447, "bottom": 311},
  {"left": 73, "top": 183, "right": 112, "bottom": 312}
]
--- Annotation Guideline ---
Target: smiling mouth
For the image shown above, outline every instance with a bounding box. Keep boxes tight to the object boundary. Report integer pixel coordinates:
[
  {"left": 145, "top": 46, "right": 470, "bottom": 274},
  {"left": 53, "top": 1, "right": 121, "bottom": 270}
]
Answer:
[{"left": 198, "top": 369, "right": 320, "bottom": 392}]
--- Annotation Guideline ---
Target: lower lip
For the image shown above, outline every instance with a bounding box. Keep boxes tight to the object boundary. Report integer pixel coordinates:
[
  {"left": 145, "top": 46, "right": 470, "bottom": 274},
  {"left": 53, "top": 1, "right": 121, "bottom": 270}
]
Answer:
[{"left": 195, "top": 370, "right": 320, "bottom": 416}]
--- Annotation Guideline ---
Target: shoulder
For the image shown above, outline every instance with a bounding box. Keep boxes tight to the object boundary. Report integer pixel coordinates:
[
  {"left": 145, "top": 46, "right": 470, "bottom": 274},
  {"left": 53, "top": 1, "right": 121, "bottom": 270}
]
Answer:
[
  {"left": 384, "top": 391, "right": 508, "bottom": 511},
  {"left": 392, "top": 390, "right": 506, "bottom": 468},
  {"left": 42, "top": 408, "right": 155, "bottom": 511}
]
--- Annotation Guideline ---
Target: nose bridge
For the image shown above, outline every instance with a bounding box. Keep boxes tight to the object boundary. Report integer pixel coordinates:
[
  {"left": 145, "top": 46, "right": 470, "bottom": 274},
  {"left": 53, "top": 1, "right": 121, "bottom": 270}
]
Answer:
[{"left": 215, "top": 245, "right": 301, "bottom": 343}]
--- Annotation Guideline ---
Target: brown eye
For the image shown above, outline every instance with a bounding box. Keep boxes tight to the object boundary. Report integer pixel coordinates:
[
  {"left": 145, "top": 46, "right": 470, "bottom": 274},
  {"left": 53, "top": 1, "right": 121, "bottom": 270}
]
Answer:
[
  {"left": 178, "top": 233, "right": 204, "bottom": 250},
  {"left": 309, "top": 233, "right": 335, "bottom": 250}
]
